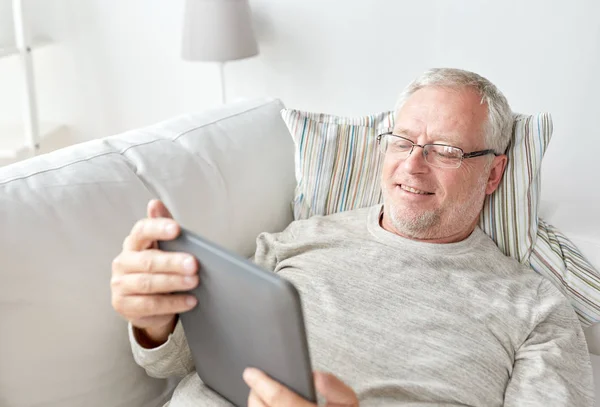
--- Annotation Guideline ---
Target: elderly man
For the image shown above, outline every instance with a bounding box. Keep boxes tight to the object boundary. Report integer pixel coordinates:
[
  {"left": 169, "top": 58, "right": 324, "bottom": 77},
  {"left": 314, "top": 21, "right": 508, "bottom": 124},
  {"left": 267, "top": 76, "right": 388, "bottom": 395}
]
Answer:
[{"left": 111, "top": 68, "right": 594, "bottom": 406}]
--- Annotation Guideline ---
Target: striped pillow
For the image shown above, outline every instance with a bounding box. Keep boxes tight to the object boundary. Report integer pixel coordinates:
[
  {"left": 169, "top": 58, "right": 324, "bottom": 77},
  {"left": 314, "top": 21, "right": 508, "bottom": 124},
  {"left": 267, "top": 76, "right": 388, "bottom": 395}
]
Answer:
[
  {"left": 477, "top": 113, "right": 551, "bottom": 264},
  {"left": 281, "top": 110, "right": 393, "bottom": 219},
  {"left": 281, "top": 108, "right": 600, "bottom": 326},
  {"left": 531, "top": 220, "right": 600, "bottom": 328},
  {"left": 281, "top": 109, "right": 549, "bottom": 264}
]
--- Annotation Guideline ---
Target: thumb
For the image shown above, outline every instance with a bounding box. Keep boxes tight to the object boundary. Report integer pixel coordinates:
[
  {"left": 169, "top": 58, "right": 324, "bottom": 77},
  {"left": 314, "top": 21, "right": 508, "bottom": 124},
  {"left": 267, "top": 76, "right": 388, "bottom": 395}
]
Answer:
[
  {"left": 314, "top": 371, "right": 358, "bottom": 406},
  {"left": 147, "top": 199, "right": 173, "bottom": 219}
]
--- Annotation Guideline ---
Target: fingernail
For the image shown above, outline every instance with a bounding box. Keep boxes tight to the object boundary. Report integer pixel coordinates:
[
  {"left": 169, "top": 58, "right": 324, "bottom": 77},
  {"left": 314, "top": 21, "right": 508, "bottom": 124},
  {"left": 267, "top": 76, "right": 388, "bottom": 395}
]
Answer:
[
  {"left": 184, "top": 275, "right": 196, "bottom": 286},
  {"left": 183, "top": 257, "right": 195, "bottom": 272},
  {"left": 165, "top": 223, "right": 177, "bottom": 235},
  {"left": 186, "top": 296, "right": 197, "bottom": 307},
  {"left": 243, "top": 367, "right": 257, "bottom": 384}
]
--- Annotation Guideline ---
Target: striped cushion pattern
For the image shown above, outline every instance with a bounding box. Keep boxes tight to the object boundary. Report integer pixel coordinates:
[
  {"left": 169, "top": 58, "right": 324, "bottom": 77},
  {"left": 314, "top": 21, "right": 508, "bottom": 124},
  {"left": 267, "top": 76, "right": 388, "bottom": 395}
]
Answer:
[
  {"left": 281, "top": 109, "right": 394, "bottom": 219},
  {"left": 531, "top": 219, "right": 600, "bottom": 328},
  {"left": 282, "top": 108, "right": 600, "bottom": 327},
  {"left": 478, "top": 113, "right": 553, "bottom": 264}
]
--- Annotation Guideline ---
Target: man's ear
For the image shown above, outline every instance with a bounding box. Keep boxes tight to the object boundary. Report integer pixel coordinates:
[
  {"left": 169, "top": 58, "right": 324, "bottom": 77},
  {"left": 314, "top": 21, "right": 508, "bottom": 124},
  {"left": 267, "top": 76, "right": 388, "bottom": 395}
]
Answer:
[{"left": 485, "top": 154, "right": 508, "bottom": 195}]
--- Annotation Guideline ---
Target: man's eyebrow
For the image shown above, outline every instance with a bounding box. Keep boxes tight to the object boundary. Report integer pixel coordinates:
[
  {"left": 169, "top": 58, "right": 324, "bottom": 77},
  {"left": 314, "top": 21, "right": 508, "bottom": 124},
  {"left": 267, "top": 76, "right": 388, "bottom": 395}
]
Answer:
[
  {"left": 430, "top": 134, "right": 460, "bottom": 146},
  {"left": 391, "top": 128, "right": 413, "bottom": 137},
  {"left": 392, "top": 128, "right": 460, "bottom": 145}
]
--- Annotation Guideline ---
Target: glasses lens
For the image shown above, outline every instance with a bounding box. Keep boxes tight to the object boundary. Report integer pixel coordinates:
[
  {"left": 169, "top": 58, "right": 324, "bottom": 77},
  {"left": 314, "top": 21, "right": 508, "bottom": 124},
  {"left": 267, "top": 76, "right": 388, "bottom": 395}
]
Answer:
[
  {"left": 383, "top": 135, "right": 412, "bottom": 155},
  {"left": 425, "top": 145, "right": 462, "bottom": 168}
]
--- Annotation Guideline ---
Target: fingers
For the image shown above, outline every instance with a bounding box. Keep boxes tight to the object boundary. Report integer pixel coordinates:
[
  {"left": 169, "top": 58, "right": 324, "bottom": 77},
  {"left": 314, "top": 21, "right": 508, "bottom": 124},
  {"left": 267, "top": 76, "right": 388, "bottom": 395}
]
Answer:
[
  {"left": 112, "top": 199, "right": 193, "bottom": 331},
  {"left": 111, "top": 293, "right": 197, "bottom": 320},
  {"left": 112, "top": 249, "right": 197, "bottom": 276},
  {"left": 248, "top": 391, "right": 268, "bottom": 407},
  {"left": 243, "top": 368, "right": 311, "bottom": 407},
  {"left": 111, "top": 249, "right": 200, "bottom": 321},
  {"left": 313, "top": 371, "right": 358, "bottom": 406},
  {"left": 112, "top": 271, "right": 199, "bottom": 295},
  {"left": 146, "top": 199, "right": 174, "bottom": 250},
  {"left": 147, "top": 199, "right": 173, "bottom": 219},
  {"left": 122, "top": 218, "right": 180, "bottom": 252}
]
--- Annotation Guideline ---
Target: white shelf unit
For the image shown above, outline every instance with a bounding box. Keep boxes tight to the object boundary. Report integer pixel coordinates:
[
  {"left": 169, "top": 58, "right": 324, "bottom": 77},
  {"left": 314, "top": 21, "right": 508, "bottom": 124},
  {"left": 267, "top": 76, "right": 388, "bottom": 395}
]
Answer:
[
  {"left": 0, "top": 0, "right": 60, "bottom": 162},
  {"left": 0, "top": 123, "right": 64, "bottom": 160},
  {"left": 0, "top": 36, "right": 50, "bottom": 59}
]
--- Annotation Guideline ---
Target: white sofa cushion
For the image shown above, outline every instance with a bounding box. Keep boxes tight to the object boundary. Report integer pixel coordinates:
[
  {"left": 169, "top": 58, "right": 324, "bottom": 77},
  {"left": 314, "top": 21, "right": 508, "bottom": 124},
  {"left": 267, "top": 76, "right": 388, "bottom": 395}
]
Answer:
[{"left": 0, "top": 98, "right": 296, "bottom": 407}]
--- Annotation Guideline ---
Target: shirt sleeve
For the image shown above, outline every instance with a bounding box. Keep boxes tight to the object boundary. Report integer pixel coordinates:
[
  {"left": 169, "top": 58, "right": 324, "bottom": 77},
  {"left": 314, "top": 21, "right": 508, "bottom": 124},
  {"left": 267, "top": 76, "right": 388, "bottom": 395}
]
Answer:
[
  {"left": 503, "top": 279, "right": 595, "bottom": 406},
  {"left": 250, "top": 221, "right": 298, "bottom": 272},
  {"left": 128, "top": 319, "right": 194, "bottom": 379}
]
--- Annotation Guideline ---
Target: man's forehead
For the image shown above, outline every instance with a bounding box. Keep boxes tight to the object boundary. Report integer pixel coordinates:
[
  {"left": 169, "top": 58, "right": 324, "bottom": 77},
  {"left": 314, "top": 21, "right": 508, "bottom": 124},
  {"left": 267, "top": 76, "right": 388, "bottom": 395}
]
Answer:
[
  {"left": 393, "top": 88, "right": 487, "bottom": 146},
  {"left": 391, "top": 125, "right": 464, "bottom": 146}
]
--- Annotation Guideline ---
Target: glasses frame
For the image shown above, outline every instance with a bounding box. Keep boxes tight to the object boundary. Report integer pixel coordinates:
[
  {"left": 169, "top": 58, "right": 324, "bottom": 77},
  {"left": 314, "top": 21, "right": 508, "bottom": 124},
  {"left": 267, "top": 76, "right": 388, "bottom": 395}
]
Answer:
[{"left": 376, "top": 132, "right": 499, "bottom": 169}]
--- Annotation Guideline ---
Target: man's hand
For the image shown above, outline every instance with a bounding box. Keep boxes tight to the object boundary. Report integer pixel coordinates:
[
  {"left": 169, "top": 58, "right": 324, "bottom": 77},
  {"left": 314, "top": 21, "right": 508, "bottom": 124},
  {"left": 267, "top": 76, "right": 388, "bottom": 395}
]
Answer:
[
  {"left": 243, "top": 367, "right": 359, "bottom": 407},
  {"left": 110, "top": 199, "right": 199, "bottom": 348}
]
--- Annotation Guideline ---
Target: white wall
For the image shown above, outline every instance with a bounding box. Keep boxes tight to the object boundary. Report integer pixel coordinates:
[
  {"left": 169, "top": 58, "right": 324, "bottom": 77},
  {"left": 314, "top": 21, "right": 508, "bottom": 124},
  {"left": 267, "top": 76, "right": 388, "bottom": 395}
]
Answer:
[{"left": 1, "top": 0, "right": 599, "bottom": 206}]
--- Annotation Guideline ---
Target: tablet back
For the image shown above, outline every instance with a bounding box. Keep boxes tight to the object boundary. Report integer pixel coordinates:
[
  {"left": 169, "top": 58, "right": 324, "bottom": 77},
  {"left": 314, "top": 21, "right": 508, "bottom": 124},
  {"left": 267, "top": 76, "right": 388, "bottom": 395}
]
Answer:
[{"left": 158, "top": 227, "right": 316, "bottom": 406}]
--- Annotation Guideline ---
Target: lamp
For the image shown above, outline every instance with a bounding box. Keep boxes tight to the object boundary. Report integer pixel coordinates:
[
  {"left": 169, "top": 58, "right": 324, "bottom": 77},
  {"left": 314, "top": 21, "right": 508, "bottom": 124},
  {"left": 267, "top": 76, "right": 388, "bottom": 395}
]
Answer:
[{"left": 181, "top": 0, "right": 259, "bottom": 104}]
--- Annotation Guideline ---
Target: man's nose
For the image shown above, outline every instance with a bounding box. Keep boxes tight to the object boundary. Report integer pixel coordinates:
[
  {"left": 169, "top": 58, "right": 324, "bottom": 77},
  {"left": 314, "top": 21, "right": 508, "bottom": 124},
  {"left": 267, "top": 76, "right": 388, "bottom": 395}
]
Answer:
[{"left": 402, "top": 145, "right": 429, "bottom": 173}]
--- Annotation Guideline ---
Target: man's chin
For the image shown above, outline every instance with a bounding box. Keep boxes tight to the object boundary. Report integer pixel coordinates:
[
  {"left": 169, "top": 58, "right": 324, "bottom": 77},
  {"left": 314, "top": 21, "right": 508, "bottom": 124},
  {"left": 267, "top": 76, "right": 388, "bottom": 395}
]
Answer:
[{"left": 386, "top": 207, "right": 440, "bottom": 238}]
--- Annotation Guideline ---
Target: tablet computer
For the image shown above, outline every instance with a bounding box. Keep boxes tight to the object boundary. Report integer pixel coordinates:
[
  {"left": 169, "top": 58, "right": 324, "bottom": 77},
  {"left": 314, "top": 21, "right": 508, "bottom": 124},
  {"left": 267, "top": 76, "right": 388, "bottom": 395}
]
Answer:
[{"left": 158, "top": 226, "right": 316, "bottom": 407}]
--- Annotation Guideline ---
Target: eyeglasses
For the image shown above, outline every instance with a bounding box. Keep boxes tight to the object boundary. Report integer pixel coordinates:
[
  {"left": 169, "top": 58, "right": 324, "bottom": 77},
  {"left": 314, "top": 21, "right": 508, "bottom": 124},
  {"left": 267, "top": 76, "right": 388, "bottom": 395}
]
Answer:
[{"left": 376, "top": 132, "right": 499, "bottom": 169}]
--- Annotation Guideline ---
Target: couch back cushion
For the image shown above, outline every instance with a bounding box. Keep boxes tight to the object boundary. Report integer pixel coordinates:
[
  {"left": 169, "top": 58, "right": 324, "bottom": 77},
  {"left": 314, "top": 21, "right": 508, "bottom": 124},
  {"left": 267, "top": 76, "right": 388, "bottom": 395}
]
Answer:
[{"left": 0, "top": 98, "right": 295, "bottom": 407}]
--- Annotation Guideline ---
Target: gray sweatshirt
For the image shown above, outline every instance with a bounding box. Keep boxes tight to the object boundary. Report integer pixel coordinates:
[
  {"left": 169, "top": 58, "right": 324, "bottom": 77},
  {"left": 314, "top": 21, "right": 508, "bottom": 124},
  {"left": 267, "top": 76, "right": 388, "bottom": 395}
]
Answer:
[{"left": 129, "top": 204, "right": 594, "bottom": 406}]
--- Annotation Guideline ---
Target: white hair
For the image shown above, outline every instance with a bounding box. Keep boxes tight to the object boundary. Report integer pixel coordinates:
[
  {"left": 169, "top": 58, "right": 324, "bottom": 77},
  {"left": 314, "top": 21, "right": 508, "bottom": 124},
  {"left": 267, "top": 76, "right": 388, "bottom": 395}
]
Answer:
[{"left": 395, "top": 68, "right": 513, "bottom": 154}]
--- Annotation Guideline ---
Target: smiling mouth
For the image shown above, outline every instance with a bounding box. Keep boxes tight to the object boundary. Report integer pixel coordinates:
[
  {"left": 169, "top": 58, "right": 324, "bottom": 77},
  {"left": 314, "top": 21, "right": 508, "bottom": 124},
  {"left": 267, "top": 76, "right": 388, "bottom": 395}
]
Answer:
[{"left": 399, "top": 184, "right": 434, "bottom": 195}]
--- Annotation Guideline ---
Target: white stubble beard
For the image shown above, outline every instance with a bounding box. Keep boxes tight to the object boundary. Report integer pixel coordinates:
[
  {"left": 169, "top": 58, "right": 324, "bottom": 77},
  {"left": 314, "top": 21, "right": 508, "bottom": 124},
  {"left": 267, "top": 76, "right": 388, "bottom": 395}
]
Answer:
[{"left": 382, "top": 168, "right": 490, "bottom": 240}]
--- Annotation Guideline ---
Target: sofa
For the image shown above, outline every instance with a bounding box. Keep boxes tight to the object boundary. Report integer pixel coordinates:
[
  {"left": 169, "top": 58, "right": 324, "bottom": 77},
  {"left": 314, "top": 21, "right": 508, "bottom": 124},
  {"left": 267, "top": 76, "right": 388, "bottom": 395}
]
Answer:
[{"left": 1, "top": 97, "right": 599, "bottom": 406}]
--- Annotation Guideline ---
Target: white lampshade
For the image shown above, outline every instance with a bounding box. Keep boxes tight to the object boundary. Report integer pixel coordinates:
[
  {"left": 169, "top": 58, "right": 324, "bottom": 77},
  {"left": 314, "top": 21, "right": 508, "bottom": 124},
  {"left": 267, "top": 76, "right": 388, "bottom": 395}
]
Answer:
[{"left": 181, "top": 0, "right": 259, "bottom": 62}]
